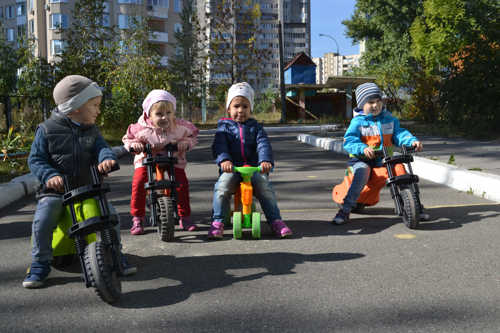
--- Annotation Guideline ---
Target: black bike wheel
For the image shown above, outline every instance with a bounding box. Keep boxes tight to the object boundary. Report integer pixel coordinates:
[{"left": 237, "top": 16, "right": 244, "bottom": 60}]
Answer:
[
  {"left": 158, "top": 197, "right": 175, "bottom": 242},
  {"left": 400, "top": 188, "right": 419, "bottom": 229},
  {"left": 84, "top": 241, "right": 121, "bottom": 304}
]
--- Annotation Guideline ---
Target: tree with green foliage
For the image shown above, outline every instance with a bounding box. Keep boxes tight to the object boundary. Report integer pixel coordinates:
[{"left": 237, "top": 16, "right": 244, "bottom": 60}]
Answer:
[
  {"left": 342, "top": 0, "right": 425, "bottom": 115},
  {"left": 0, "top": 22, "right": 18, "bottom": 98},
  {"left": 169, "top": 0, "right": 204, "bottom": 120},
  {"left": 57, "top": 0, "right": 119, "bottom": 87},
  {"left": 411, "top": 0, "right": 500, "bottom": 136},
  {"left": 103, "top": 18, "right": 171, "bottom": 128},
  {"left": 204, "top": 0, "right": 272, "bottom": 105}
]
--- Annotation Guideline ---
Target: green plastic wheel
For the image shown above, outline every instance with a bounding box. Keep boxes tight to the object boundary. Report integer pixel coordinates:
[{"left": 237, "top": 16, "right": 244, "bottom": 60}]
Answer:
[
  {"left": 233, "top": 212, "right": 242, "bottom": 239},
  {"left": 251, "top": 212, "right": 261, "bottom": 239}
]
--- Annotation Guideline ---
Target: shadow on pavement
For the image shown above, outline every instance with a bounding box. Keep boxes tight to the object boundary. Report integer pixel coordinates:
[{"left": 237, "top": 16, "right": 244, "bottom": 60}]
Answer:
[{"left": 115, "top": 251, "right": 364, "bottom": 309}]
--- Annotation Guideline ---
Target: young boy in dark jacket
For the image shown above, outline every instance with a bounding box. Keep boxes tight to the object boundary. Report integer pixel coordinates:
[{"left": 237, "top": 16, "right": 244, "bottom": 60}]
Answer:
[
  {"left": 209, "top": 82, "right": 292, "bottom": 239},
  {"left": 23, "top": 75, "right": 136, "bottom": 288}
]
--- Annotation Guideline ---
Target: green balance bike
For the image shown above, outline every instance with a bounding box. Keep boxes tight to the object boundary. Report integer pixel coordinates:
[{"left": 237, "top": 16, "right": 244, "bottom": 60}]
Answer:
[
  {"left": 51, "top": 164, "right": 123, "bottom": 304},
  {"left": 230, "top": 166, "right": 262, "bottom": 240}
]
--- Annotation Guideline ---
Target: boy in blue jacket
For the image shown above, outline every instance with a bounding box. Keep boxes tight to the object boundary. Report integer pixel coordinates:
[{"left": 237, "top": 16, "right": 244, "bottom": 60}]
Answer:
[
  {"left": 209, "top": 82, "right": 292, "bottom": 239},
  {"left": 333, "top": 82, "right": 427, "bottom": 225},
  {"left": 23, "top": 75, "right": 136, "bottom": 288}
]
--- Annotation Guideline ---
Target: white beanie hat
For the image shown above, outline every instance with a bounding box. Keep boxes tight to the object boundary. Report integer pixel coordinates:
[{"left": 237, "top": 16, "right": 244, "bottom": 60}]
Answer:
[{"left": 226, "top": 82, "right": 255, "bottom": 111}]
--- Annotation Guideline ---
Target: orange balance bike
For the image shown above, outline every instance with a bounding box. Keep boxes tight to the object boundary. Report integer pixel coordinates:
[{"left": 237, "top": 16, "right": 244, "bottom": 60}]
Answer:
[
  {"left": 332, "top": 146, "right": 424, "bottom": 229},
  {"left": 140, "top": 143, "right": 180, "bottom": 242}
]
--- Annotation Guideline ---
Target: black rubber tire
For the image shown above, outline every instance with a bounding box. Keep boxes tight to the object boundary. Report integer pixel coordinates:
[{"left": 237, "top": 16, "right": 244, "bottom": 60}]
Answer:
[
  {"left": 51, "top": 254, "right": 76, "bottom": 269},
  {"left": 400, "top": 188, "right": 419, "bottom": 229},
  {"left": 158, "top": 197, "right": 175, "bottom": 242},
  {"left": 84, "top": 241, "right": 121, "bottom": 304}
]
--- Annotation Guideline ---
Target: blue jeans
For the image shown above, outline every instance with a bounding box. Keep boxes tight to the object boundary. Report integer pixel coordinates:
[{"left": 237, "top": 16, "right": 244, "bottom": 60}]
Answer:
[
  {"left": 342, "top": 160, "right": 382, "bottom": 213},
  {"left": 212, "top": 172, "right": 282, "bottom": 224},
  {"left": 31, "top": 195, "right": 121, "bottom": 262}
]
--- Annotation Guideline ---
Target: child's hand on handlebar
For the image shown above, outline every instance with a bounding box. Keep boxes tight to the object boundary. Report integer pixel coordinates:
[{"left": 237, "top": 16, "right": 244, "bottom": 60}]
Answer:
[
  {"left": 130, "top": 142, "right": 144, "bottom": 153},
  {"left": 412, "top": 141, "right": 423, "bottom": 152},
  {"left": 260, "top": 161, "right": 273, "bottom": 173},
  {"left": 46, "top": 175, "right": 64, "bottom": 193},
  {"left": 363, "top": 147, "right": 376, "bottom": 159},
  {"left": 98, "top": 159, "right": 117, "bottom": 175},
  {"left": 220, "top": 160, "right": 233, "bottom": 173},
  {"left": 177, "top": 141, "right": 189, "bottom": 152}
]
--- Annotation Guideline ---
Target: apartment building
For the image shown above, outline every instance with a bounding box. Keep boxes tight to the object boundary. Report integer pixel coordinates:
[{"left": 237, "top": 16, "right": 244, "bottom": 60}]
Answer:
[
  {"left": 319, "top": 40, "right": 365, "bottom": 82},
  {"left": 197, "top": 0, "right": 311, "bottom": 93},
  {"left": 0, "top": 0, "right": 183, "bottom": 64}
]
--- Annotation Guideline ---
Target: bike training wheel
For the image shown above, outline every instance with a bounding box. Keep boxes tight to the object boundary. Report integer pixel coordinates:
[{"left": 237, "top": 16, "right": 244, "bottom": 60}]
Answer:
[
  {"left": 233, "top": 212, "right": 242, "bottom": 239},
  {"left": 251, "top": 212, "right": 261, "bottom": 239},
  {"left": 158, "top": 196, "right": 175, "bottom": 242},
  {"left": 84, "top": 241, "right": 121, "bottom": 304},
  {"left": 400, "top": 188, "right": 419, "bottom": 229}
]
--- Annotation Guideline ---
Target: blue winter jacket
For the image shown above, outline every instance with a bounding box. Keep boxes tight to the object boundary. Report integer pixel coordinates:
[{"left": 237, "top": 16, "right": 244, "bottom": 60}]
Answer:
[
  {"left": 212, "top": 118, "right": 273, "bottom": 167},
  {"left": 344, "top": 109, "right": 417, "bottom": 160}
]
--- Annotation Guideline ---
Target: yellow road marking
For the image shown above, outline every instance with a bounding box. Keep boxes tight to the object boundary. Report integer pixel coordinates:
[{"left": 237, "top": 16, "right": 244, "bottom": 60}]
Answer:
[{"left": 394, "top": 234, "right": 416, "bottom": 239}]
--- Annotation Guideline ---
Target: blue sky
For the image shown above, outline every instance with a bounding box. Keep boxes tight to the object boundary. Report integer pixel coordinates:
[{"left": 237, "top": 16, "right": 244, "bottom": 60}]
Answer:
[{"left": 311, "top": 0, "right": 359, "bottom": 57}]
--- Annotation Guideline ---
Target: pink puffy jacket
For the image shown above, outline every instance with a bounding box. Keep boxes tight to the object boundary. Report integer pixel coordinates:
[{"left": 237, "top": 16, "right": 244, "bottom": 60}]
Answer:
[{"left": 122, "top": 115, "right": 199, "bottom": 169}]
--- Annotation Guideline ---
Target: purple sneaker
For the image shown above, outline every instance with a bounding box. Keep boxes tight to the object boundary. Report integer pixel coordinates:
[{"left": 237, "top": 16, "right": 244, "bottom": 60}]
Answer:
[
  {"left": 208, "top": 221, "right": 224, "bottom": 239},
  {"left": 271, "top": 220, "right": 293, "bottom": 238},
  {"left": 179, "top": 217, "right": 197, "bottom": 231}
]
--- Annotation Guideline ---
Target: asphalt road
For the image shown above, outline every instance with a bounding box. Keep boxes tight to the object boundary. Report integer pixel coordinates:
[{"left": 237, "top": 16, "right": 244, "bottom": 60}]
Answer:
[{"left": 1, "top": 133, "right": 499, "bottom": 333}]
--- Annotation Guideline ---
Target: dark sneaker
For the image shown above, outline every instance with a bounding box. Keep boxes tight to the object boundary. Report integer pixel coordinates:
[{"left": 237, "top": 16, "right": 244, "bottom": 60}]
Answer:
[
  {"left": 120, "top": 254, "right": 137, "bottom": 276},
  {"left": 332, "top": 209, "right": 350, "bottom": 225},
  {"left": 208, "top": 221, "right": 224, "bottom": 239},
  {"left": 23, "top": 261, "right": 51, "bottom": 288},
  {"left": 271, "top": 220, "right": 293, "bottom": 238}
]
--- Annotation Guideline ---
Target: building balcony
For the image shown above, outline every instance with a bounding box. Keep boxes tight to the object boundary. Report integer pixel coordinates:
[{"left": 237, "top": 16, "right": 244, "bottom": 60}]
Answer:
[{"left": 149, "top": 31, "right": 168, "bottom": 43}]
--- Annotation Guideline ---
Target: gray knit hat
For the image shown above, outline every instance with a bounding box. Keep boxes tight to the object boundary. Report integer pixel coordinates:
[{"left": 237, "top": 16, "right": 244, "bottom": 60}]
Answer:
[
  {"left": 53, "top": 75, "right": 103, "bottom": 114},
  {"left": 355, "top": 83, "right": 382, "bottom": 109}
]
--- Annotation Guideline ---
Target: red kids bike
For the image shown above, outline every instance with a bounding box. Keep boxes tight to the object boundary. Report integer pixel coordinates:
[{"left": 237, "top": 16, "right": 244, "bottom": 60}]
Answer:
[{"left": 333, "top": 146, "right": 424, "bottom": 229}]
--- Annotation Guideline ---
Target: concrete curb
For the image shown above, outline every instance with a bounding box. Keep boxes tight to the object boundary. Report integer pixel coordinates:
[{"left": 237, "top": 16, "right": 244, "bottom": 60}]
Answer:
[
  {"left": 297, "top": 134, "right": 500, "bottom": 203},
  {"left": 200, "top": 124, "right": 341, "bottom": 135}
]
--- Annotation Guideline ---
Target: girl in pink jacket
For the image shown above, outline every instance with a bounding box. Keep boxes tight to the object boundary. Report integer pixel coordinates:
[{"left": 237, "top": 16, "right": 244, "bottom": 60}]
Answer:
[{"left": 122, "top": 89, "right": 199, "bottom": 235}]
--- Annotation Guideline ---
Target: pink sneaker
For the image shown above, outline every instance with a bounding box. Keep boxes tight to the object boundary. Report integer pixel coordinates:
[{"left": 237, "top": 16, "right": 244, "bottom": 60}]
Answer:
[
  {"left": 179, "top": 217, "right": 197, "bottom": 231},
  {"left": 130, "top": 216, "right": 145, "bottom": 235},
  {"left": 207, "top": 221, "right": 224, "bottom": 239},
  {"left": 271, "top": 220, "right": 292, "bottom": 238}
]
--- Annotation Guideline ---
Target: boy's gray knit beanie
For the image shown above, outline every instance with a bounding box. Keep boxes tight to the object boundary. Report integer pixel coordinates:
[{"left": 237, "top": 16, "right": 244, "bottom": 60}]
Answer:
[
  {"left": 355, "top": 82, "right": 382, "bottom": 109},
  {"left": 53, "top": 75, "right": 102, "bottom": 114}
]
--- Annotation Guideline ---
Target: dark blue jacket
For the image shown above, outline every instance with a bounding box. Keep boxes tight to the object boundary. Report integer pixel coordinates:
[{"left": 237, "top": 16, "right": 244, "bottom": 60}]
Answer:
[
  {"left": 212, "top": 118, "right": 273, "bottom": 167},
  {"left": 28, "top": 109, "right": 116, "bottom": 191}
]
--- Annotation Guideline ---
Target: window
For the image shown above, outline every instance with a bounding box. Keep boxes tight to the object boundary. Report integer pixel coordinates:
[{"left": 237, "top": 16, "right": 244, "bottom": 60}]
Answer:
[
  {"left": 118, "top": 14, "right": 129, "bottom": 29},
  {"left": 49, "top": 0, "right": 68, "bottom": 3},
  {"left": 118, "top": 0, "right": 142, "bottom": 4},
  {"left": 174, "top": 23, "right": 182, "bottom": 33},
  {"left": 0, "top": 7, "right": 3, "bottom": 19},
  {"left": 174, "top": 0, "right": 182, "bottom": 13},
  {"left": 17, "top": 3, "right": 25, "bottom": 16},
  {"left": 29, "top": 19, "right": 35, "bottom": 34},
  {"left": 148, "top": 0, "right": 169, "bottom": 8},
  {"left": 6, "top": 5, "right": 14, "bottom": 19},
  {"left": 50, "top": 14, "right": 68, "bottom": 29},
  {"left": 28, "top": 0, "right": 34, "bottom": 12},
  {"left": 101, "top": 14, "right": 110, "bottom": 27},
  {"left": 7, "top": 28, "right": 15, "bottom": 42},
  {"left": 51, "top": 40, "right": 65, "bottom": 55},
  {"left": 17, "top": 24, "right": 26, "bottom": 38}
]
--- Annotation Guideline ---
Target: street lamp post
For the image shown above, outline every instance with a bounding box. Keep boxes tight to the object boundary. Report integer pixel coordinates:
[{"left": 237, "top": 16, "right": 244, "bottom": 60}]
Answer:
[{"left": 319, "top": 33, "right": 341, "bottom": 76}]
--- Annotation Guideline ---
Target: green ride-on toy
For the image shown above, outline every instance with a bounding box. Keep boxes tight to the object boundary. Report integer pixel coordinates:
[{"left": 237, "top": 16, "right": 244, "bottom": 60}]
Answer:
[
  {"left": 51, "top": 163, "right": 123, "bottom": 304},
  {"left": 230, "top": 166, "right": 262, "bottom": 240}
]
